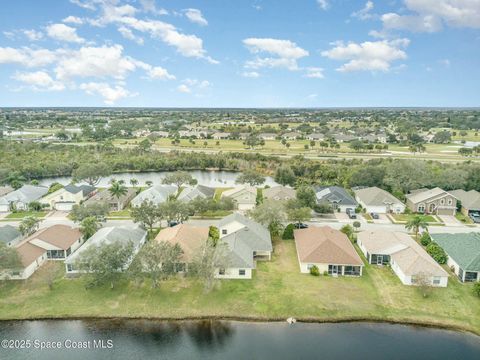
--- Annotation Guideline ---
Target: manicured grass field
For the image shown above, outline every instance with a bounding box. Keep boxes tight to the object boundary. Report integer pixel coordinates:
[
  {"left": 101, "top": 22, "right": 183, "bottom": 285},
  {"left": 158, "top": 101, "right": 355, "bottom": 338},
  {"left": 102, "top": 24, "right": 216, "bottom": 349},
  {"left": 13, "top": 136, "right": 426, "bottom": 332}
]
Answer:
[
  {"left": 5, "top": 211, "right": 48, "bottom": 219},
  {"left": 391, "top": 214, "right": 438, "bottom": 223},
  {"left": 1, "top": 240, "right": 479, "bottom": 334}
]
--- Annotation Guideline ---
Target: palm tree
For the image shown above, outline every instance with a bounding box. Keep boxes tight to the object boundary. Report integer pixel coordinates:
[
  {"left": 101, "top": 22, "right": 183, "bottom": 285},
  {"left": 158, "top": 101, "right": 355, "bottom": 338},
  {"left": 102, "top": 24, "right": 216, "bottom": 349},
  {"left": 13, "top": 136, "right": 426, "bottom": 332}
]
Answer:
[
  {"left": 80, "top": 216, "right": 99, "bottom": 240},
  {"left": 130, "top": 178, "right": 138, "bottom": 189},
  {"left": 109, "top": 181, "right": 128, "bottom": 211},
  {"left": 405, "top": 215, "right": 429, "bottom": 240}
]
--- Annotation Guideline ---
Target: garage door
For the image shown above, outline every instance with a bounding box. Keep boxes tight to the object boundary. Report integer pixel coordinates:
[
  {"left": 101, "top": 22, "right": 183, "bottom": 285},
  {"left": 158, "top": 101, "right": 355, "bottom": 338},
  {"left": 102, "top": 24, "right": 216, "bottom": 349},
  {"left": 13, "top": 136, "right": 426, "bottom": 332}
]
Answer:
[
  {"left": 238, "top": 203, "right": 254, "bottom": 211},
  {"left": 55, "top": 202, "right": 75, "bottom": 211},
  {"left": 437, "top": 208, "right": 455, "bottom": 216},
  {"left": 0, "top": 205, "right": 10, "bottom": 212}
]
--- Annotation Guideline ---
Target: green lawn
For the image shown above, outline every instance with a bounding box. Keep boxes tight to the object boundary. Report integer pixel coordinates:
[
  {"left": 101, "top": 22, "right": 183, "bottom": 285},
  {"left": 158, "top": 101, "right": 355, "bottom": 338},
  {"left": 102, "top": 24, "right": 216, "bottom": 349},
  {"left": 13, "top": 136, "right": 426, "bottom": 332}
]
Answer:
[
  {"left": 391, "top": 214, "right": 439, "bottom": 223},
  {"left": 108, "top": 209, "right": 131, "bottom": 217},
  {"left": 1, "top": 240, "right": 479, "bottom": 334},
  {"left": 456, "top": 212, "right": 474, "bottom": 224},
  {"left": 5, "top": 211, "right": 48, "bottom": 219}
]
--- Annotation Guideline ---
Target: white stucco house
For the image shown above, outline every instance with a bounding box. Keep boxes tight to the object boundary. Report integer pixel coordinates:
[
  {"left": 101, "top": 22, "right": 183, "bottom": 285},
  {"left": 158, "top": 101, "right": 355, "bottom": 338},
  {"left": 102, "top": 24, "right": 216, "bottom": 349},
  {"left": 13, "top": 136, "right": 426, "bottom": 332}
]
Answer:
[
  {"left": 221, "top": 186, "right": 257, "bottom": 211},
  {"left": 354, "top": 186, "right": 405, "bottom": 214}
]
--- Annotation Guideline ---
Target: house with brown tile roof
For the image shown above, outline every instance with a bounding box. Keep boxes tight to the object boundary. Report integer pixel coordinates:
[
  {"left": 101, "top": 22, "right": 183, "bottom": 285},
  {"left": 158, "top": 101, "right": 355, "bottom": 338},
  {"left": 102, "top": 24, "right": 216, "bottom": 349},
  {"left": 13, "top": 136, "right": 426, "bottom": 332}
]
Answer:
[
  {"left": 357, "top": 230, "right": 448, "bottom": 287},
  {"left": 0, "top": 241, "right": 47, "bottom": 280},
  {"left": 155, "top": 224, "right": 209, "bottom": 270},
  {"left": 25, "top": 225, "right": 83, "bottom": 260},
  {"left": 294, "top": 226, "right": 363, "bottom": 276}
]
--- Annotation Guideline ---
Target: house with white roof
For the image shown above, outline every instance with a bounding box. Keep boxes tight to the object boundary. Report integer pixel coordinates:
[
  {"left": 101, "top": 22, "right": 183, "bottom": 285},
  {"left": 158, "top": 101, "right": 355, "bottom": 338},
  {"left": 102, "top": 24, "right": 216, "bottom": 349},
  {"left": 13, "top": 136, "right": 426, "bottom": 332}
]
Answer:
[
  {"left": 354, "top": 186, "right": 405, "bottom": 214},
  {"left": 221, "top": 186, "right": 257, "bottom": 211},
  {"left": 131, "top": 185, "right": 177, "bottom": 207},
  {"left": 0, "top": 185, "right": 49, "bottom": 212}
]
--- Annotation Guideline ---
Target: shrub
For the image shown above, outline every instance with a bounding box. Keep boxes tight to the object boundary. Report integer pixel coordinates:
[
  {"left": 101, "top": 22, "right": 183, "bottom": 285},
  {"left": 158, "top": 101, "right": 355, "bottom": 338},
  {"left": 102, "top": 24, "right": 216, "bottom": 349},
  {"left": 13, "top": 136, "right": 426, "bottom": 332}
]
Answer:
[
  {"left": 426, "top": 243, "right": 447, "bottom": 264},
  {"left": 473, "top": 283, "right": 480, "bottom": 298},
  {"left": 309, "top": 265, "right": 320, "bottom": 276},
  {"left": 323, "top": 271, "right": 328, "bottom": 276},
  {"left": 313, "top": 203, "right": 333, "bottom": 214},
  {"left": 420, "top": 232, "right": 431, "bottom": 246},
  {"left": 282, "top": 223, "right": 295, "bottom": 240}
]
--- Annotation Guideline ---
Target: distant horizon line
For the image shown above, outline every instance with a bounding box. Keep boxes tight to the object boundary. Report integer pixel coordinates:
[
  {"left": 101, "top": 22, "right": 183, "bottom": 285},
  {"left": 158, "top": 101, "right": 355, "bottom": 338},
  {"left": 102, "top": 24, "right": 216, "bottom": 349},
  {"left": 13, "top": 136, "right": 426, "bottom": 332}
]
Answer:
[{"left": 1, "top": 106, "right": 479, "bottom": 110}]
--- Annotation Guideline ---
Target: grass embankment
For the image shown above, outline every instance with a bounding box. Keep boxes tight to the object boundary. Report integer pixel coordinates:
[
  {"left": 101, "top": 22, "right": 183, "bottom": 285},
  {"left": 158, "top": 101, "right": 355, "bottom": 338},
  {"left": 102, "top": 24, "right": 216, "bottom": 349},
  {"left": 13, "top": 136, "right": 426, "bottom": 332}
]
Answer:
[
  {"left": 390, "top": 214, "right": 439, "bottom": 223},
  {"left": 4, "top": 211, "right": 48, "bottom": 219},
  {"left": 1, "top": 240, "right": 479, "bottom": 334}
]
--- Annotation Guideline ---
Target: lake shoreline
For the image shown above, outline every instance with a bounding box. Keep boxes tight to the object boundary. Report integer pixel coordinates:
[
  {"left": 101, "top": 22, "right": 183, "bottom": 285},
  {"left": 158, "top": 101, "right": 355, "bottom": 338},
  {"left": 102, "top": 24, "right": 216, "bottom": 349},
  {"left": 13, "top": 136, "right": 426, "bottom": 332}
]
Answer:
[{"left": 1, "top": 315, "right": 479, "bottom": 337}]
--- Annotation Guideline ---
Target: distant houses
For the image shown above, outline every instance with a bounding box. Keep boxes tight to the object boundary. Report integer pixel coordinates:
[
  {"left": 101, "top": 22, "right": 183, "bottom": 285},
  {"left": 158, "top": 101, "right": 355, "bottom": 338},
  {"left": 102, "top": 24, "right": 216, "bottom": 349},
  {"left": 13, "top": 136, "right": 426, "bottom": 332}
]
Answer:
[
  {"left": 177, "top": 185, "right": 215, "bottom": 202},
  {"left": 130, "top": 185, "right": 177, "bottom": 207},
  {"left": 430, "top": 232, "right": 480, "bottom": 282},
  {"left": 84, "top": 188, "right": 136, "bottom": 211},
  {"left": 0, "top": 185, "right": 49, "bottom": 212},
  {"left": 354, "top": 186, "right": 405, "bottom": 214},
  {"left": 221, "top": 186, "right": 257, "bottom": 211},
  {"left": 294, "top": 226, "right": 363, "bottom": 276},
  {"left": 358, "top": 230, "right": 448, "bottom": 287},
  {"left": 314, "top": 186, "right": 358, "bottom": 213},
  {"left": 40, "top": 184, "right": 96, "bottom": 211},
  {"left": 449, "top": 189, "right": 480, "bottom": 217},
  {"left": 406, "top": 188, "right": 457, "bottom": 215},
  {"left": 217, "top": 213, "right": 273, "bottom": 279},
  {"left": 65, "top": 225, "right": 147, "bottom": 275}
]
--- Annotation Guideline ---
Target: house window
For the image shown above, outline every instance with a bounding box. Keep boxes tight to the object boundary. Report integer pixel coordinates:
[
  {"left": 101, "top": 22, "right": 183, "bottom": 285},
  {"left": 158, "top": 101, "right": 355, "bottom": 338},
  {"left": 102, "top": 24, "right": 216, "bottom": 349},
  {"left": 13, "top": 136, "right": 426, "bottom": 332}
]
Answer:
[
  {"left": 11, "top": 271, "right": 20, "bottom": 276},
  {"left": 219, "top": 268, "right": 225, "bottom": 275},
  {"left": 418, "top": 204, "right": 425, "bottom": 212},
  {"left": 239, "top": 269, "right": 246, "bottom": 276},
  {"left": 464, "top": 271, "right": 478, "bottom": 282},
  {"left": 440, "top": 199, "right": 445, "bottom": 205},
  {"left": 222, "top": 229, "right": 227, "bottom": 235},
  {"left": 432, "top": 277, "right": 441, "bottom": 285},
  {"left": 447, "top": 199, "right": 453, "bottom": 205},
  {"left": 67, "top": 264, "right": 73, "bottom": 272}
]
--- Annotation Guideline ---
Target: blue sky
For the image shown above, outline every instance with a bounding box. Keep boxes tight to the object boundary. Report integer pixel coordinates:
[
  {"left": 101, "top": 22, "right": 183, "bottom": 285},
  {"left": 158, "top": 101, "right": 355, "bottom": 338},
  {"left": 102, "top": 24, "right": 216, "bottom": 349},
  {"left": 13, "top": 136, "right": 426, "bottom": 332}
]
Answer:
[{"left": 0, "top": 0, "right": 479, "bottom": 107}]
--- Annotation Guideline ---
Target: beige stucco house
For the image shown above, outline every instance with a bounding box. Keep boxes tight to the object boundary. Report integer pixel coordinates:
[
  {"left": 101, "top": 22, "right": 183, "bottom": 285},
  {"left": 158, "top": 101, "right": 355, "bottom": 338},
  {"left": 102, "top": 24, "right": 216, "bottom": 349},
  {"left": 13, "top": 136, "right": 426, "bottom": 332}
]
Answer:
[
  {"left": 221, "top": 186, "right": 257, "bottom": 211},
  {"left": 406, "top": 187, "right": 457, "bottom": 215}
]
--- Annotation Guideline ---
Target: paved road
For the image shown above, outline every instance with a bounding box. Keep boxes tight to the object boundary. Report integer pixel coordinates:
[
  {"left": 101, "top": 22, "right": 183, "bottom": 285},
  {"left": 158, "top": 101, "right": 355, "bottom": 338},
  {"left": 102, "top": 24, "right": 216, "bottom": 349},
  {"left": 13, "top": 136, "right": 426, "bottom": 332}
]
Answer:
[{"left": 1, "top": 216, "right": 477, "bottom": 234}]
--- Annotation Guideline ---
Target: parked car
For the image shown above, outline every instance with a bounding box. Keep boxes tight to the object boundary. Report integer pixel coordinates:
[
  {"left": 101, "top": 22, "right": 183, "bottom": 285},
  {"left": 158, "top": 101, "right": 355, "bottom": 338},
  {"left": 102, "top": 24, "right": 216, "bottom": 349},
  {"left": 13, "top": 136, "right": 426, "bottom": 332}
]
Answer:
[
  {"left": 294, "top": 223, "right": 309, "bottom": 229},
  {"left": 346, "top": 208, "right": 357, "bottom": 219},
  {"left": 370, "top": 212, "right": 379, "bottom": 220},
  {"left": 470, "top": 213, "right": 480, "bottom": 223},
  {"left": 168, "top": 220, "right": 180, "bottom": 227}
]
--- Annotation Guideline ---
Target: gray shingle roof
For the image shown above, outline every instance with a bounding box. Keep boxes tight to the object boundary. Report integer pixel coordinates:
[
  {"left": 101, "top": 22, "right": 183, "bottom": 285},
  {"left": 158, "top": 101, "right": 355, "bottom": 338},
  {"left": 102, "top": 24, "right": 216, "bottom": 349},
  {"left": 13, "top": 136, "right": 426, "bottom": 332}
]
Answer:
[
  {"left": 315, "top": 186, "right": 357, "bottom": 207},
  {"left": 64, "top": 184, "right": 96, "bottom": 197},
  {"left": 0, "top": 185, "right": 48, "bottom": 205},
  {"left": 131, "top": 185, "right": 177, "bottom": 206},
  {"left": 0, "top": 225, "right": 22, "bottom": 245},
  {"left": 449, "top": 189, "right": 480, "bottom": 211},
  {"left": 431, "top": 232, "right": 480, "bottom": 272},
  {"left": 354, "top": 186, "right": 403, "bottom": 206},
  {"left": 177, "top": 185, "right": 215, "bottom": 202}
]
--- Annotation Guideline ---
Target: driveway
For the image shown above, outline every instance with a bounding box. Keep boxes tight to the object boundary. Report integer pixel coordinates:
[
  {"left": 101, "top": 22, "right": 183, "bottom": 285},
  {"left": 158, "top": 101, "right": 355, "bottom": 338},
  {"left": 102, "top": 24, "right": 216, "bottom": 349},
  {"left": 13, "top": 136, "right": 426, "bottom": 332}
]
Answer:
[
  {"left": 372, "top": 214, "right": 392, "bottom": 224},
  {"left": 438, "top": 215, "right": 463, "bottom": 227},
  {"left": 334, "top": 212, "right": 351, "bottom": 222}
]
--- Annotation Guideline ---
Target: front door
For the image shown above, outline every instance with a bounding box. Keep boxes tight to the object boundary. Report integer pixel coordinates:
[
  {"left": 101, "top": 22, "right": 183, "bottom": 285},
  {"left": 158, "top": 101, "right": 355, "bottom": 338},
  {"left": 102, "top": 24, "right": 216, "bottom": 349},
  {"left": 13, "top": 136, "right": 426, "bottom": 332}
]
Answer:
[
  {"left": 331, "top": 265, "right": 338, "bottom": 275},
  {"left": 376, "top": 255, "right": 383, "bottom": 265}
]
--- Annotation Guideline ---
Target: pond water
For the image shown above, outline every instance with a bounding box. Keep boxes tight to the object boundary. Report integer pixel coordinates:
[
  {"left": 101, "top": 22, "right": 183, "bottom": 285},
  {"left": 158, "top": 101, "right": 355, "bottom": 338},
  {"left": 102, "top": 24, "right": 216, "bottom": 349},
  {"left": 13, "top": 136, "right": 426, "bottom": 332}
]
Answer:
[
  {"left": 38, "top": 170, "right": 279, "bottom": 188},
  {"left": 0, "top": 320, "right": 479, "bottom": 360}
]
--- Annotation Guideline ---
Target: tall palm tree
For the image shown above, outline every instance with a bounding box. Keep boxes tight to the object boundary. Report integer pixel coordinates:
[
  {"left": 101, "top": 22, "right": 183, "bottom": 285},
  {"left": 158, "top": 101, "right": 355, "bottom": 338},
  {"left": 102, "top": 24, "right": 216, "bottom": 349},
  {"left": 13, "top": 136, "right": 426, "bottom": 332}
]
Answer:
[
  {"left": 405, "top": 215, "right": 429, "bottom": 240},
  {"left": 130, "top": 178, "right": 138, "bottom": 189},
  {"left": 109, "top": 181, "right": 128, "bottom": 211},
  {"left": 79, "top": 216, "right": 99, "bottom": 240}
]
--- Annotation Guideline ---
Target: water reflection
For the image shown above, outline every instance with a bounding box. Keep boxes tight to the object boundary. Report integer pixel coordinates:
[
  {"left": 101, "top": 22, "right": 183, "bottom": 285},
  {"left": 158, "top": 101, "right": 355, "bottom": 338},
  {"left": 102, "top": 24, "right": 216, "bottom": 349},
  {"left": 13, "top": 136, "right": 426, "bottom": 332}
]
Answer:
[{"left": 184, "top": 320, "right": 234, "bottom": 349}]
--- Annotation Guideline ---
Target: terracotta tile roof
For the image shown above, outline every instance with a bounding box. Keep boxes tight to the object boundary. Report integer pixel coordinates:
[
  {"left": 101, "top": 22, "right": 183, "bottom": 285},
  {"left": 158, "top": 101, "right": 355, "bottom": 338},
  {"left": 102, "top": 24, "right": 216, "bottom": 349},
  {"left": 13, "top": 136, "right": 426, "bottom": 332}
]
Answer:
[
  {"left": 155, "top": 224, "right": 209, "bottom": 262},
  {"left": 294, "top": 226, "right": 363, "bottom": 266}
]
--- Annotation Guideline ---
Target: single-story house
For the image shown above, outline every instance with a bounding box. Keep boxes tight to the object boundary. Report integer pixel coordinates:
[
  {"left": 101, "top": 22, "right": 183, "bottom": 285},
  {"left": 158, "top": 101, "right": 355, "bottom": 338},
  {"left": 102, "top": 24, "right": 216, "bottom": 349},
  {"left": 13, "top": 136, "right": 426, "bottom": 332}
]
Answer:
[
  {"left": 177, "top": 184, "right": 215, "bottom": 202},
  {"left": 216, "top": 213, "right": 273, "bottom": 279},
  {"left": 281, "top": 132, "right": 302, "bottom": 140},
  {"left": 84, "top": 188, "right": 136, "bottom": 211},
  {"left": 306, "top": 133, "right": 325, "bottom": 141},
  {"left": 262, "top": 186, "right": 296, "bottom": 202},
  {"left": 1, "top": 241, "right": 47, "bottom": 280},
  {"left": 354, "top": 186, "right": 405, "bottom": 214},
  {"left": 65, "top": 225, "right": 147, "bottom": 275},
  {"left": 332, "top": 134, "right": 357, "bottom": 143},
  {"left": 430, "top": 232, "right": 480, "bottom": 282},
  {"left": 294, "top": 226, "right": 364, "bottom": 276},
  {"left": 406, "top": 187, "right": 457, "bottom": 215},
  {"left": 0, "top": 225, "right": 22, "bottom": 247},
  {"left": 150, "top": 131, "right": 169, "bottom": 138},
  {"left": 258, "top": 133, "right": 277, "bottom": 141},
  {"left": 0, "top": 185, "right": 49, "bottom": 212},
  {"left": 131, "top": 185, "right": 177, "bottom": 207},
  {"left": 221, "top": 186, "right": 257, "bottom": 211},
  {"left": 357, "top": 230, "right": 448, "bottom": 287},
  {"left": 212, "top": 132, "right": 231, "bottom": 140},
  {"left": 449, "top": 189, "right": 480, "bottom": 217},
  {"left": 25, "top": 225, "right": 83, "bottom": 260},
  {"left": 40, "top": 184, "right": 96, "bottom": 211},
  {"left": 0, "top": 186, "right": 14, "bottom": 197},
  {"left": 155, "top": 224, "right": 209, "bottom": 272},
  {"left": 314, "top": 186, "right": 358, "bottom": 213}
]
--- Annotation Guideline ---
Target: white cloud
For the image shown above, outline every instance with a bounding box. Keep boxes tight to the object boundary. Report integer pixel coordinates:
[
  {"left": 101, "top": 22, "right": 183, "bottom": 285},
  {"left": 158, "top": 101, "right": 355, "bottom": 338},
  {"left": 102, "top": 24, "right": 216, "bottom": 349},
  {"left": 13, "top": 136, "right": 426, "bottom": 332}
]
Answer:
[
  {"left": 3, "top": 31, "right": 15, "bottom": 40},
  {"left": 243, "top": 38, "right": 309, "bottom": 71},
  {"left": 317, "top": 0, "right": 329, "bottom": 10},
  {"left": 147, "top": 66, "right": 175, "bottom": 80},
  {"left": 321, "top": 38, "right": 409, "bottom": 72},
  {"left": 307, "top": 93, "right": 318, "bottom": 99},
  {"left": 69, "top": 0, "right": 96, "bottom": 11},
  {"left": 118, "top": 26, "right": 144, "bottom": 45},
  {"left": 63, "top": 16, "right": 84, "bottom": 25},
  {"left": 380, "top": 0, "right": 480, "bottom": 33},
  {"left": 0, "top": 47, "right": 60, "bottom": 67},
  {"left": 177, "top": 84, "right": 191, "bottom": 93},
  {"left": 46, "top": 23, "right": 85, "bottom": 43},
  {"left": 183, "top": 8, "right": 208, "bottom": 26},
  {"left": 439, "top": 58, "right": 451, "bottom": 67},
  {"left": 13, "top": 71, "right": 65, "bottom": 91},
  {"left": 140, "top": 0, "right": 168, "bottom": 15},
  {"left": 242, "top": 71, "right": 260, "bottom": 78},
  {"left": 352, "top": 1, "right": 374, "bottom": 20},
  {"left": 381, "top": 13, "right": 442, "bottom": 32},
  {"left": 304, "top": 67, "right": 325, "bottom": 78},
  {"left": 80, "top": 82, "right": 135, "bottom": 104},
  {"left": 23, "top": 29, "right": 43, "bottom": 41}
]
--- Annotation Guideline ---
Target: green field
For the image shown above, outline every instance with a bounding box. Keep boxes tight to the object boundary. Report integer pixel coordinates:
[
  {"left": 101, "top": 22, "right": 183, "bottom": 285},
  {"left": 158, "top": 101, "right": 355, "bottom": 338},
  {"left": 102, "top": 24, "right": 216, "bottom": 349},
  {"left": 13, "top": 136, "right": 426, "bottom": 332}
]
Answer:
[
  {"left": 1, "top": 240, "right": 479, "bottom": 334},
  {"left": 4, "top": 211, "right": 48, "bottom": 219},
  {"left": 390, "top": 214, "right": 439, "bottom": 223}
]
